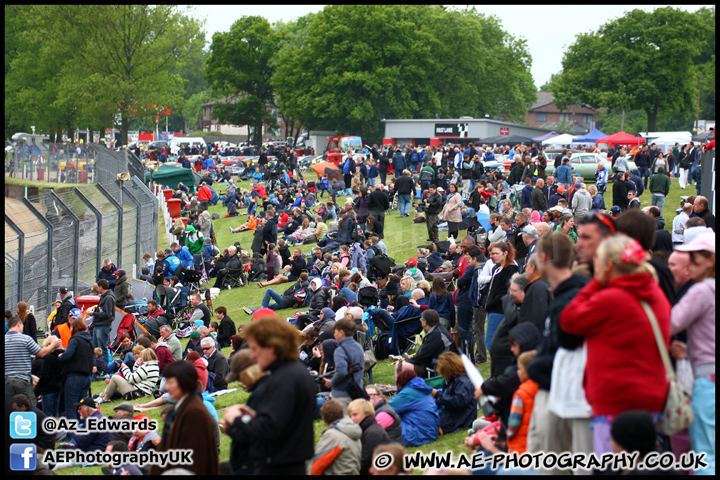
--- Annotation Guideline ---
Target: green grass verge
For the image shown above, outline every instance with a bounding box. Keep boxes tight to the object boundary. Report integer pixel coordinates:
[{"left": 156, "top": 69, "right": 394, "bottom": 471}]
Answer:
[{"left": 55, "top": 170, "right": 692, "bottom": 475}]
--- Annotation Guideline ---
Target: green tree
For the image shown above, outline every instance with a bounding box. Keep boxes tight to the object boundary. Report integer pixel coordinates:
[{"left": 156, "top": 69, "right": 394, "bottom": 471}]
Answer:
[
  {"left": 552, "top": 7, "right": 710, "bottom": 131},
  {"left": 205, "top": 16, "right": 279, "bottom": 148},
  {"left": 272, "top": 5, "right": 535, "bottom": 143},
  {"left": 6, "top": 5, "right": 203, "bottom": 144}
]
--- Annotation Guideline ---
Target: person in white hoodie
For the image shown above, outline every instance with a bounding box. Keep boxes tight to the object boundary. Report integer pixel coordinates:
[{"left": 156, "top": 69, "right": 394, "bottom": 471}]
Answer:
[{"left": 571, "top": 182, "right": 593, "bottom": 219}]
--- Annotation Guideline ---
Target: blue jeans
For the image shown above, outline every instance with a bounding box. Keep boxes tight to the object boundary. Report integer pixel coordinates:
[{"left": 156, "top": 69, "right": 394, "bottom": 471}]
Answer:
[
  {"left": 398, "top": 194, "right": 411, "bottom": 217},
  {"left": 638, "top": 166, "right": 650, "bottom": 188},
  {"left": 108, "top": 352, "right": 136, "bottom": 373},
  {"left": 64, "top": 373, "right": 91, "bottom": 422},
  {"left": 368, "top": 177, "right": 376, "bottom": 186},
  {"left": 457, "top": 302, "right": 475, "bottom": 358},
  {"left": 651, "top": 193, "right": 665, "bottom": 212},
  {"left": 255, "top": 288, "right": 286, "bottom": 310},
  {"left": 485, "top": 313, "right": 504, "bottom": 353},
  {"left": 93, "top": 325, "right": 111, "bottom": 364},
  {"left": 689, "top": 164, "right": 700, "bottom": 185},
  {"left": 42, "top": 392, "right": 61, "bottom": 418},
  {"left": 690, "top": 376, "right": 715, "bottom": 475}
]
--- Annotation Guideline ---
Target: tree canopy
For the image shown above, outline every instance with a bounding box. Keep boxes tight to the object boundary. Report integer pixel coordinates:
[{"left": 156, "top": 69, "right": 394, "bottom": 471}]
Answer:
[
  {"left": 551, "top": 7, "right": 711, "bottom": 132},
  {"left": 272, "top": 5, "right": 536, "bottom": 142},
  {"left": 5, "top": 5, "right": 204, "bottom": 143}
]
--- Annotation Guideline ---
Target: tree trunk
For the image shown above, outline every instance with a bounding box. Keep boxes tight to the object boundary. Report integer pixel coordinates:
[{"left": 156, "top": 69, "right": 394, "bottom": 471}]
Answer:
[
  {"left": 646, "top": 106, "right": 658, "bottom": 132},
  {"left": 120, "top": 114, "right": 130, "bottom": 147},
  {"left": 254, "top": 119, "right": 263, "bottom": 150}
]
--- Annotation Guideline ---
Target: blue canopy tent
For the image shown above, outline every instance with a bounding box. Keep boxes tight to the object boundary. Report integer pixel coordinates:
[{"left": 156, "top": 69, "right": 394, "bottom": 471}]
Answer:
[
  {"left": 571, "top": 128, "right": 607, "bottom": 144},
  {"left": 532, "top": 131, "right": 559, "bottom": 143}
]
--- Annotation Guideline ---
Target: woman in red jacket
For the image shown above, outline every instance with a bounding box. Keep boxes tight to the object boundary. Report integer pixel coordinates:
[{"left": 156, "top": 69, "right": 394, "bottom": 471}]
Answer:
[{"left": 559, "top": 234, "right": 670, "bottom": 456}]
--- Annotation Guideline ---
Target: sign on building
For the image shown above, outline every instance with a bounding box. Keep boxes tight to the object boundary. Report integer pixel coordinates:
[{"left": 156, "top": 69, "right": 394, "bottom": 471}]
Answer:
[
  {"left": 434, "top": 123, "right": 469, "bottom": 138},
  {"left": 500, "top": 127, "right": 510, "bottom": 135}
]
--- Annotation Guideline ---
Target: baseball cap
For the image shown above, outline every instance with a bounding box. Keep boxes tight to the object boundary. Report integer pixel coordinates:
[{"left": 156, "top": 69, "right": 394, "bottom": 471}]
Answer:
[
  {"left": 574, "top": 182, "right": 582, "bottom": 189},
  {"left": 251, "top": 307, "right": 276, "bottom": 320},
  {"left": 437, "top": 187, "right": 444, "bottom": 192},
  {"left": 675, "top": 231, "right": 714, "bottom": 253},
  {"left": 407, "top": 258, "right": 418, "bottom": 267},
  {"left": 226, "top": 349, "right": 256, "bottom": 383},
  {"left": 611, "top": 205, "right": 622, "bottom": 216},
  {"left": 69, "top": 308, "right": 82, "bottom": 319},
  {"left": 441, "top": 260, "right": 453, "bottom": 269},
  {"left": 59, "top": 286, "right": 68, "bottom": 294},
  {"left": 519, "top": 225, "right": 539, "bottom": 238},
  {"left": 189, "top": 331, "right": 201, "bottom": 340},
  {"left": 113, "top": 403, "right": 135, "bottom": 415},
  {"left": 556, "top": 186, "right": 567, "bottom": 194},
  {"left": 114, "top": 269, "right": 126, "bottom": 277},
  {"left": 563, "top": 157, "right": 570, "bottom": 162},
  {"left": 74, "top": 396, "right": 97, "bottom": 408},
  {"left": 550, "top": 205, "right": 564, "bottom": 212}
]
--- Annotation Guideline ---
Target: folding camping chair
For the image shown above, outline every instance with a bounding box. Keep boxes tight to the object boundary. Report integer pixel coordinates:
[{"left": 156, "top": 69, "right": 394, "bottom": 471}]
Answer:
[
  {"left": 387, "top": 316, "right": 423, "bottom": 356},
  {"left": 221, "top": 267, "right": 247, "bottom": 289},
  {"left": 430, "top": 271, "right": 456, "bottom": 292}
]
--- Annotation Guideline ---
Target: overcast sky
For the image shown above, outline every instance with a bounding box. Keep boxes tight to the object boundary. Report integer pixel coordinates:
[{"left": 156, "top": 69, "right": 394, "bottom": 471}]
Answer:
[{"left": 191, "top": 4, "right": 710, "bottom": 89}]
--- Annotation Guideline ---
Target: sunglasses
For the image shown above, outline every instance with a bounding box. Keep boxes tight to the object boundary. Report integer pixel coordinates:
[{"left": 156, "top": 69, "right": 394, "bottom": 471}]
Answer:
[{"left": 202, "top": 347, "right": 212, "bottom": 351}]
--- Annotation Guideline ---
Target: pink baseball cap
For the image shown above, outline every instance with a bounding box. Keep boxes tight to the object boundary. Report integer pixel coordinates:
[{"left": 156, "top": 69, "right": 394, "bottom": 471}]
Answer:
[{"left": 675, "top": 232, "right": 715, "bottom": 254}]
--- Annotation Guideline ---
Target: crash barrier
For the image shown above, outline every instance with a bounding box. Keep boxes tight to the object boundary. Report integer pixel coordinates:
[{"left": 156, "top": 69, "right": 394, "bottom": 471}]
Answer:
[{"left": 4, "top": 178, "right": 157, "bottom": 323}]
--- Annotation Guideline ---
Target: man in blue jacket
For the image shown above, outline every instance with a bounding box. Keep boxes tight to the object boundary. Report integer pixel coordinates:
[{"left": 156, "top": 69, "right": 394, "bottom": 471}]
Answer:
[
  {"left": 554, "top": 157, "right": 573, "bottom": 189},
  {"left": 392, "top": 149, "right": 405, "bottom": 178},
  {"left": 97, "top": 259, "right": 118, "bottom": 290},
  {"left": 55, "top": 396, "right": 113, "bottom": 461},
  {"left": 171, "top": 242, "right": 194, "bottom": 270},
  {"left": 325, "top": 319, "right": 365, "bottom": 413}
]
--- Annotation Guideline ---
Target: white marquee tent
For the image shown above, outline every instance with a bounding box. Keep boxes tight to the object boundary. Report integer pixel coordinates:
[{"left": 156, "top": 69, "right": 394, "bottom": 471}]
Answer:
[{"left": 541, "top": 133, "right": 576, "bottom": 147}]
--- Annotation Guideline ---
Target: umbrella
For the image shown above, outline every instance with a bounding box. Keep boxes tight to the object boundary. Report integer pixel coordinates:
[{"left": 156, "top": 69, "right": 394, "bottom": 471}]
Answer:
[
  {"left": 311, "top": 161, "right": 344, "bottom": 181},
  {"left": 476, "top": 211, "right": 491, "bottom": 232}
]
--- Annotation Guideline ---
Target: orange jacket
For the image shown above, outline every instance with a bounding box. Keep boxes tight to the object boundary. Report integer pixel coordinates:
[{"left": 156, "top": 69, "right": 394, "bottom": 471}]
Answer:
[
  {"left": 507, "top": 379, "right": 539, "bottom": 454},
  {"left": 56, "top": 322, "right": 73, "bottom": 349}
]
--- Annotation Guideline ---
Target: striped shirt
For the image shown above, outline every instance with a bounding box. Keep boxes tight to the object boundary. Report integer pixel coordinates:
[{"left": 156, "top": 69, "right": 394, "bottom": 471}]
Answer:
[
  {"left": 5, "top": 331, "right": 42, "bottom": 382},
  {"left": 120, "top": 360, "right": 160, "bottom": 396}
]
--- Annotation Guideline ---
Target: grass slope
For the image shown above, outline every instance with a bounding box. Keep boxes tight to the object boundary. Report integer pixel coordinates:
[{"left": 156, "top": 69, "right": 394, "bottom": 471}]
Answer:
[{"left": 55, "top": 170, "right": 691, "bottom": 475}]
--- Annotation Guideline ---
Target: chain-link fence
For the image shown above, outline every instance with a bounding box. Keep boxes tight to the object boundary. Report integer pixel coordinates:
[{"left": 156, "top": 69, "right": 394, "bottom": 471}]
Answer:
[
  {"left": 4, "top": 142, "right": 157, "bottom": 323},
  {"left": 4, "top": 140, "right": 97, "bottom": 184}
]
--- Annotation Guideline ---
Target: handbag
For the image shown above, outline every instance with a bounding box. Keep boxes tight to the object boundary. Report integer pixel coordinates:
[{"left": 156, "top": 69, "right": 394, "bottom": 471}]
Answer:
[
  {"left": 547, "top": 344, "right": 593, "bottom": 419},
  {"left": 640, "top": 300, "right": 694, "bottom": 436},
  {"left": 339, "top": 343, "right": 370, "bottom": 400}
]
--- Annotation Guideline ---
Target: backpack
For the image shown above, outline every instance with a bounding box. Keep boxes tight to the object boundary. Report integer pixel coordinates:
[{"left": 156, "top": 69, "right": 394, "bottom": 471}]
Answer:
[
  {"left": 374, "top": 331, "right": 391, "bottom": 360},
  {"left": 292, "top": 287, "right": 309, "bottom": 308},
  {"left": 358, "top": 286, "right": 380, "bottom": 308}
]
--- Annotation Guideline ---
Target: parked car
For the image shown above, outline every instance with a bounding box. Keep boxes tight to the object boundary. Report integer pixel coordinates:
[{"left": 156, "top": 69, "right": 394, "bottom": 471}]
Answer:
[{"left": 542, "top": 153, "right": 637, "bottom": 181}]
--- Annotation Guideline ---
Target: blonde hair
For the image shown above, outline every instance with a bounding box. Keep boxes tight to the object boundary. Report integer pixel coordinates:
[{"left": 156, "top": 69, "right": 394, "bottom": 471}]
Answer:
[
  {"left": 141, "top": 348, "right": 157, "bottom": 362},
  {"left": 400, "top": 276, "right": 415, "bottom": 292},
  {"left": 416, "top": 280, "right": 430, "bottom": 292},
  {"left": 597, "top": 234, "right": 657, "bottom": 280},
  {"left": 93, "top": 347, "right": 103, "bottom": 356},
  {"left": 44, "top": 335, "right": 60, "bottom": 348},
  {"left": 347, "top": 398, "right": 375, "bottom": 418},
  {"left": 132, "top": 345, "right": 145, "bottom": 357},
  {"left": 517, "top": 350, "right": 537, "bottom": 370},
  {"left": 587, "top": 184, "right": 598, "bottom": 197}
]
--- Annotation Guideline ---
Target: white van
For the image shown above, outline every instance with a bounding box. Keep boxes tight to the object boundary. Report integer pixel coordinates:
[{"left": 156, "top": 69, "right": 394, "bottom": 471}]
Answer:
[{"left": 170, "top": 136, "right": 207, "bottom": 156}]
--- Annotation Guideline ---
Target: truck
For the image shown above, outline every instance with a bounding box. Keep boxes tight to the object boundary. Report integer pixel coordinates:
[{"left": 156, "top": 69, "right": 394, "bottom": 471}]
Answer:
[{"left": 324, "top": 135, "right": 364, "bottom": 165}]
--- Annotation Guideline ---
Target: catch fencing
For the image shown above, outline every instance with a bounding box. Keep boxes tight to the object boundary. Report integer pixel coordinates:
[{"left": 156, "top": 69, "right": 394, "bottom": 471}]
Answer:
[{"left": 4, "top": 143, "right": 157, "bottom": 327}]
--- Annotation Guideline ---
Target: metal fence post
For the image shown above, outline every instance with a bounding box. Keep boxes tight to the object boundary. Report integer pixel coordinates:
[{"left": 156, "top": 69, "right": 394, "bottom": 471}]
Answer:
[
  {"left": 48, "top": 190, "right": 80, "bottom": 295},
  {"left": 73, "top": 188, "right": 103, "bottom": 279},
  {"left": 20, "top": 197, "right": 54, "bottom": 314},
  {"left": 122, "top": 186, "right": 143, "bottom": 269},
  {"left": 5, "top": 215, "right": 25, "bottom": 303},
  {"left": 96, "top": 183, "right": 123, "bottom": 268}
]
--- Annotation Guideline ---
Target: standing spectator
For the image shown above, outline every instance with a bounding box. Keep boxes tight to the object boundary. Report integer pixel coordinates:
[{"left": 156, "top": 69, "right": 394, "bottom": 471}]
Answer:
[
  {"left": 149, "top": 361, "right": 219, "bottom": 475},
  {"left": 595, "top": 161, "right": 608, "bottom": 195},
  {"left": 693, "top": 196, "right": 715, "bottom": 232},
  {"left": 113, "top": 269, "right": 133, "bottom": 307},
  {"left": 324, "top": 319, "right": 364, "bottom": 412},
  {"left": 571, "top": 183, "right": 592, "bottom": 219},
  {"left": 484, "top": 242, "right": 519, "bottom": 353},
  {"left": 347, "top": 399, "right": 390, "bottom": 475},
  {"left": 560, "top": 235, "right": 671, "bottom": 455},
  {"left": 16, "top": 301, "right": 37, "bottom": 344},
  {"left": 34, "top": 335, "right": 64, "bottom": 417},
  {"left": 87, "top": 279, "right": 115, "bottom": 365},
  {"left": 531, "top": 178, "right": 548, "bottom": 213},
  {"left": 634, "top": 144, "right": 652, "bottom": 188},
  {"left": 394, "top": 169, "right": 415, "bottom": 218},
  {"left": 648, "top": 166, "right": 670, "bottom": 212},
  {"left": 54, "top": 287, "right": 77, "bottom": 330},
  {"left": 5, "top": 316, "right": 61, "bottom": 408},
  {"left": 368, "top": 184, "right": 390, "bottom": 231},
  {"left": 670, "top": 233, "right": 715, "bottom": 475},
  {"left": 221, "top": 316, "right": 316, "bottom": 475},
  {"left": 197, "top": 181, "right": 212, "bottom": 211},
  {"left": 672, "top": 203, "right": 693, "bottom": 246},
  {"left": 439, "top": 183, "right": 463, "bottom": 239},
  {"left": 555, "top": 157, "right": 573, "bottom": 189},
  {"left": 57, "top": 318, "right": 94, "bottom": 421},
  {"left": 97, "top": 258, "right": 118, "bottom": 290}
]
